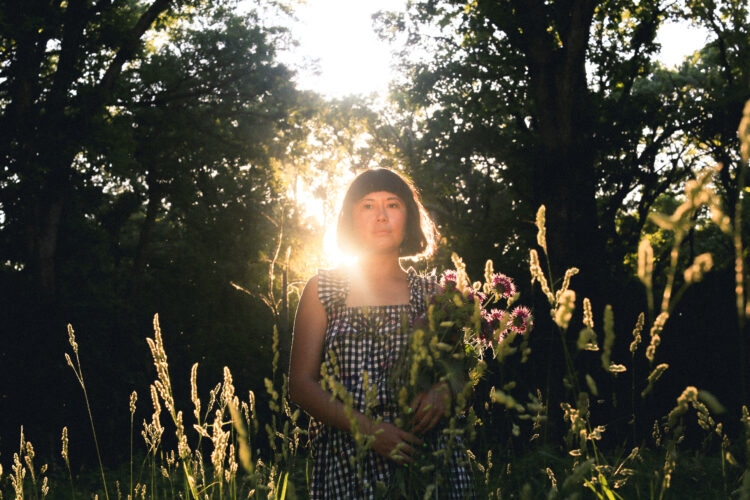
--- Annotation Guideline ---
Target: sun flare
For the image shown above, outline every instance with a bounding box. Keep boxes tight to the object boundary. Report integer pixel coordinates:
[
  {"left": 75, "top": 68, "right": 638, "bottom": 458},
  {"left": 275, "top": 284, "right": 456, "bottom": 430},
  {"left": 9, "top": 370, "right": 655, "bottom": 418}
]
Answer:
[{"left": 292, "top": 170, "right": 357, "bottom": 269}]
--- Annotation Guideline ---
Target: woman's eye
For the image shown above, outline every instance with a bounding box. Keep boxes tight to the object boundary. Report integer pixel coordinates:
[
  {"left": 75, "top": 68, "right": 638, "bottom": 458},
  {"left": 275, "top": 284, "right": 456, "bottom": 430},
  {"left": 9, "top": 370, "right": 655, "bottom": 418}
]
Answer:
[{"left": 389, "top": 203, "right": 401, "bottom": 209}]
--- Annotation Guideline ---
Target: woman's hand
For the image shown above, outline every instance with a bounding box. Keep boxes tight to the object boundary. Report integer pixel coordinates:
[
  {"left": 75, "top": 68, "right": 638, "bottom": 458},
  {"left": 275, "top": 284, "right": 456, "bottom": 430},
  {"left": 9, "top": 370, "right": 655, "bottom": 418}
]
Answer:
[
  {"left": 408, "top": 381, "right": 452, "bottom": 435},
  {"left": 370, "top": 421, "right": 423, "bottom": 464}
]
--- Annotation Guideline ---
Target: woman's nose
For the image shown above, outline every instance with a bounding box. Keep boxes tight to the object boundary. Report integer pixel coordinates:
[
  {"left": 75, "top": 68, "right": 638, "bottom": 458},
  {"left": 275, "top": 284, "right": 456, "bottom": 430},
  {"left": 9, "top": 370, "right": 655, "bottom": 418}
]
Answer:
[{"left": 376, "top": 205, "right": 388, "bottom": 221}]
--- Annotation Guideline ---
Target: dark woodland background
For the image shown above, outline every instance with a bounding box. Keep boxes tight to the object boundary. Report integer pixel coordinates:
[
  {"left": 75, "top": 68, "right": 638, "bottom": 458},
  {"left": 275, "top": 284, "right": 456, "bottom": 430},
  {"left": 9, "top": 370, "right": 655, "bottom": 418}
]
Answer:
[{"left": 0, "top": 0, "right": 748, "bottom": 472}]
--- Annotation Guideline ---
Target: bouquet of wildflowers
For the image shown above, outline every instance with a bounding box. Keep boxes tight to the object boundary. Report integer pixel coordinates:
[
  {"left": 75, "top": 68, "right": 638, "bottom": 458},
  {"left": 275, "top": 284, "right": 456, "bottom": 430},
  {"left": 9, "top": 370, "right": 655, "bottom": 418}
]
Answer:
[
  {"left": 387, "top": 254, "right": 533, "bottom": 496},
  {"left": 392, "top": 253, "right": 533, "bottom": 413}
]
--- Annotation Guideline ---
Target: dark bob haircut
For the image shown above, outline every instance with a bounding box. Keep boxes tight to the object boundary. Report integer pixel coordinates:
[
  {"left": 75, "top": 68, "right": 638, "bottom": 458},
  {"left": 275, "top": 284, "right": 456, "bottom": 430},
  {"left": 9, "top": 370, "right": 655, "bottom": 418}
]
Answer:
[{"left": 336, "top": 168, "right": 438, "bottom": 259}]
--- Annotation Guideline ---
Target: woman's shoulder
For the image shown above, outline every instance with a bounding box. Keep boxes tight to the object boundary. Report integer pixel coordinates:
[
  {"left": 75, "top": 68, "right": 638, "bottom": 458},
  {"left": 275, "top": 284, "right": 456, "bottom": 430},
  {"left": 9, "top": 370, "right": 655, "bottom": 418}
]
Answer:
[{"left": 315, "top": 267, "right": 350, "bottom": 310}]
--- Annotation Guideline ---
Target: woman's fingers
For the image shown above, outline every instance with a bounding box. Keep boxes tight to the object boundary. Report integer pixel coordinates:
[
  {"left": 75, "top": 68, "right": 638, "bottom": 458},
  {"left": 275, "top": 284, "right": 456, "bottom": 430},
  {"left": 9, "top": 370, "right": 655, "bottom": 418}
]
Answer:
[
  {"left": 423, "top": 410, "right": 442, "bottom": 433},
  {"left": 408, "top": 392, "right": 425, "bottom": 419},
  {"left": 389, "top": 440, "right": 417, "bottom": 463},
  {"left": 399, "top": 429, "right": 424, "bottom": 446},
  {"left": 411, "top": 397, "right": 447, "bottom": 433},
  {"left": 410, "top": 394, "right": 431, "bottom": 426},
  {"left": 412, "top": 405, "right": 437, "bottom": 434}
]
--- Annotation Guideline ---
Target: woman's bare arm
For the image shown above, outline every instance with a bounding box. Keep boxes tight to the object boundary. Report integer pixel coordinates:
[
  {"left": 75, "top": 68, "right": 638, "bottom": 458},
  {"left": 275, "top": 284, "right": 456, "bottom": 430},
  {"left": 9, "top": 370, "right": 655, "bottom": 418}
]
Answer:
[{"left": 288, "top": 275, "right": 422, "bottom": 462}]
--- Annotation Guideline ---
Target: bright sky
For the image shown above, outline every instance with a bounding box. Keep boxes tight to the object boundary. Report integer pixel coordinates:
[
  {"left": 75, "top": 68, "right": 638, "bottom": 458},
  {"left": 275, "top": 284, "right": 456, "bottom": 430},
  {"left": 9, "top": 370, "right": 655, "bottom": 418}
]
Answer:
[
  {"left": 656, "top": 22, "right": 710, "bottom": 68},
  {"left": 276, "top": 0, "right": 406, "bottom": 97},
  {"left": 278, "top": 2, "right": 710, "bottom": 97}
]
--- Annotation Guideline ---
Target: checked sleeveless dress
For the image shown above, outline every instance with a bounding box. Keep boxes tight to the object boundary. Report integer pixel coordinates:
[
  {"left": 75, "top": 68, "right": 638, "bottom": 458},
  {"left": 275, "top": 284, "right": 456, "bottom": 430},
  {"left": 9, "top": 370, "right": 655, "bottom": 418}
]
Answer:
[{"left": 308, "top": 267, "right": 473, "bottom": 499}]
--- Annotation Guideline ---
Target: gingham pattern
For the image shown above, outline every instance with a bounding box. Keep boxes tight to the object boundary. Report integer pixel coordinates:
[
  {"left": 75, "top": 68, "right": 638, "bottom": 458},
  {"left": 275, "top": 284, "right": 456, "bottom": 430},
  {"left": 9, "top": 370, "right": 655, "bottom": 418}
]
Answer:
[{"left": 308, "top": 267, "right": 474, "bottom": 499}]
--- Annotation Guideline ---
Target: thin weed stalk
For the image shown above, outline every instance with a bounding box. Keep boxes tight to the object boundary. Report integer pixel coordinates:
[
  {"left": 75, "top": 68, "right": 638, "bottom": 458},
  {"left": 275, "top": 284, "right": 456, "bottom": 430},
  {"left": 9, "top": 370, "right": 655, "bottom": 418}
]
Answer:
[
  {"left": 64, "top": 325, "right": 110, "bottom": 500},
  {"left": 129, "top": 391, "right": 137, "bottom": 499},
  {"left": 61, "top": 426, "right": 75, "bottom": 499}
]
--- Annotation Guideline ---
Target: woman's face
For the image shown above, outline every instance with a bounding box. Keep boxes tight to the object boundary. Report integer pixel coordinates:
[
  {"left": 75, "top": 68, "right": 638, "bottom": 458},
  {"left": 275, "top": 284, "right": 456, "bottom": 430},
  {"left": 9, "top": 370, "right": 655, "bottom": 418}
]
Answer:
[{"left": 352, "top": 191, "right": 407, "bottom": 255}]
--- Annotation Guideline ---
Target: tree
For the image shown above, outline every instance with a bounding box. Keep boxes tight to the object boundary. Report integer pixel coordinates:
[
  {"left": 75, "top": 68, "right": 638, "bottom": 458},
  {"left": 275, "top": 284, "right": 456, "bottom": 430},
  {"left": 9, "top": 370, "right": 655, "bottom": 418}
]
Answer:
[
  {"left": 375, "top": 0, "right": 748, "bottom": 297},
  {"left": 0, "top": 0, "right": 313, "bottom": 460},
  {"left": 0, "top": 0, "right": 188, "bottom": 298}
]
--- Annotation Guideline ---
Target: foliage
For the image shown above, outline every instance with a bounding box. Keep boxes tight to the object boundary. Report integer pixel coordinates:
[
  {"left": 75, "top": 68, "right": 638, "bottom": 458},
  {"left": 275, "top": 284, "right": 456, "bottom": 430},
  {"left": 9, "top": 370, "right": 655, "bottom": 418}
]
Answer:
[{"left": 373, "top": 0, "right": 750, "bottom": 291}]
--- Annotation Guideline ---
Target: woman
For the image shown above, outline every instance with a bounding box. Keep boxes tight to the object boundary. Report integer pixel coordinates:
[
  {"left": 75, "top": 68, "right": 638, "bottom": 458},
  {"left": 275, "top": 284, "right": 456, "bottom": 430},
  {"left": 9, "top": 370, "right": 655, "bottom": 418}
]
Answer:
[{"left": 289, "top": 168, "right": 473, "bottom": 499}]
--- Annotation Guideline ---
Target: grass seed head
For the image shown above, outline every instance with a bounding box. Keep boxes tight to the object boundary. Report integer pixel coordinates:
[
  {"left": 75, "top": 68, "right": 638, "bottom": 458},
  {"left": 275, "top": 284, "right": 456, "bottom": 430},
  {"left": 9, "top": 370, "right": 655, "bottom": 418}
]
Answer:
[
  {"left": 641, "top": 363, "right": 669, "bottom": 398},
  {"left": 738, "top": 98, "right": 750, "bottom": 163},
  {"left": 582, "top": 298, "right": 594, "bottom": 329},
  {"left": 61, "top": 427, "right": 69, "bottom": 463},
  {"left": 683, "top": 253, "right": 713, "bottom": 283},
  {"left": 221, "top": 366, "right": 235, "bottom": 408},
  {"left": 66, "top": 324, "right": 78, "bottom": 353},
  {"left": 630, "top": 313, "right": 645, "bottom": 354},
  {"left": 601, "top": 305, "right": 615, "bottom": 370},
  {"left": 646, "top": 312, "right": 669, "bottom": 363},
  {"left": 529, "top": 249, "right": 554, "bottom": 305},
  {"left": 554, "top": 290, "right": 576, "bottom": 330},
  {"left": 535, "top": 205, "right": 547, "bottom": 252},
  {"left": 190, "top": 363, "right": 200, "bottom": 421},
  {"left": 637, "top": 240, "right": 654, "bottom": 288},
  {"left": 129, "top": 391, "right": 137, "bottom": 417}
]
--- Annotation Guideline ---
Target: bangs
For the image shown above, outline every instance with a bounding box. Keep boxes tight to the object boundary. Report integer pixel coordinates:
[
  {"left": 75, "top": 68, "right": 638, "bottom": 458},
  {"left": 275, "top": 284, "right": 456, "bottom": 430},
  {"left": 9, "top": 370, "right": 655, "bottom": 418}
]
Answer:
[{"left": 343, "top": 169, "right": 413, "bottom": 205}]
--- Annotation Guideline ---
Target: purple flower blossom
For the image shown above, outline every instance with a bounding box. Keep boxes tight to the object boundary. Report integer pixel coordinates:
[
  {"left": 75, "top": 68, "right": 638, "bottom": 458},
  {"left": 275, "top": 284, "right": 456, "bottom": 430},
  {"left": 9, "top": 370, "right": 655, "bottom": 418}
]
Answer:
[
  {"left": 510, "top": 306, "right": 533, "bottom": 334},
  {"left": 492, "top": 273, "right": 517, "bottom": 299}
]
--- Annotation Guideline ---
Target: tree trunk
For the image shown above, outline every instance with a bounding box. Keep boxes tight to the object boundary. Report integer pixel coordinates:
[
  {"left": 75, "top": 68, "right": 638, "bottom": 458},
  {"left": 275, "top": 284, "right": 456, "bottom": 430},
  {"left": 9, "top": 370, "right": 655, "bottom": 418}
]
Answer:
[
  {"left": 130, "top": 179, "right": 162, "bottom": 296},
  {"left": 21, "top": 190, "right": 66, "bottom": 298},
  {"left": 512, "top": 0, "right": 606, "bottom": 298}
]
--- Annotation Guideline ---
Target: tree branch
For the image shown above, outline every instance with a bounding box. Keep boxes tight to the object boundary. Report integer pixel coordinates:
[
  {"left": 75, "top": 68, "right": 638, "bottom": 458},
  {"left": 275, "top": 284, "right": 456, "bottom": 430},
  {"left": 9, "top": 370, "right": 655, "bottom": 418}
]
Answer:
[{"left": 97, "top": 0, "right": 174, "bottom": 98}]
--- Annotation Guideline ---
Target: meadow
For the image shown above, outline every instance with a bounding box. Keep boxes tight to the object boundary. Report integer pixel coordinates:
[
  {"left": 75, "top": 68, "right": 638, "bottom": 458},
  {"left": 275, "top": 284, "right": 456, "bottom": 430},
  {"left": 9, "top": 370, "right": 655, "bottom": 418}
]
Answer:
[{"left": 2, "top": 133, "right": 750, "bottom": 499}]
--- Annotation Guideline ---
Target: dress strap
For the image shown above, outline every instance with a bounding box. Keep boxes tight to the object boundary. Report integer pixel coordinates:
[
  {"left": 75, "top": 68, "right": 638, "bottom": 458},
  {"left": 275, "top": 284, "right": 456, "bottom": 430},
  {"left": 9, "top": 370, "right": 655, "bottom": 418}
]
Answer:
[
  {"left": 406, "top": 267, "right": 438, "bottom": 314},
  {"left": 317, "top": 267, "right": 349, "bottom": 312}
]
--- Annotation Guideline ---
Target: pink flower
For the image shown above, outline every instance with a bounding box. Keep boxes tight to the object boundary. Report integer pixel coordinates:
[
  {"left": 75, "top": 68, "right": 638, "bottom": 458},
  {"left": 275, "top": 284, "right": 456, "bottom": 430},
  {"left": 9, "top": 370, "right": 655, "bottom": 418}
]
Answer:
[
  {"left": 479, "top": 316, "right": 493, "bottom": 342},
  {"left": 466, "top": 288, "right": 487, "bottom": 305},
  {"left": 510, "top": 306, "right": 533, "bottom": 334},
  {"left": 487, "top": 308, "right": 505, "bottom": 329},
  {"left": 440, "top": 270, "right": 458, "bottom": 289},
  {"left": 492, "top": 273, "right": 517, "bottom": 299}
]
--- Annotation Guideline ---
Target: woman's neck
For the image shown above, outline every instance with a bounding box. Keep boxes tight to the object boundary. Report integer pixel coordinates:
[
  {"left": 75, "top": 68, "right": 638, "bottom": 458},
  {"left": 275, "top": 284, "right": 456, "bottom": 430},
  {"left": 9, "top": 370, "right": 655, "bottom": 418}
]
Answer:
[
  {"left": 345, "top": 252, "right": 410, "bottom": 307},
  {"left": 356, "top": 252, "right": 405, "bottom": 280}
]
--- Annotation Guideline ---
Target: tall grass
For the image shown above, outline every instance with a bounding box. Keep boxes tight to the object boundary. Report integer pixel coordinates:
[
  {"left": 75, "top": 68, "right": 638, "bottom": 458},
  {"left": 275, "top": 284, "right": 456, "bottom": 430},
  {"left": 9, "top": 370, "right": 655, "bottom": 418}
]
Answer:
[{"left": 2, "top": 100, "right": 749, "bottom": 499}]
